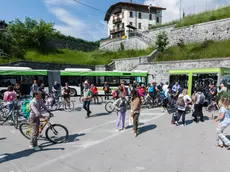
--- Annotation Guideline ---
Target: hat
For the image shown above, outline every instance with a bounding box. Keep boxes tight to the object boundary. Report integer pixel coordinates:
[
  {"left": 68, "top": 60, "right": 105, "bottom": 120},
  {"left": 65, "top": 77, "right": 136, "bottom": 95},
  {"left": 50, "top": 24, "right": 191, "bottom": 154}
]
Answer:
[{"left": 160, "top": 82, "right": 164, "bottom": 85}]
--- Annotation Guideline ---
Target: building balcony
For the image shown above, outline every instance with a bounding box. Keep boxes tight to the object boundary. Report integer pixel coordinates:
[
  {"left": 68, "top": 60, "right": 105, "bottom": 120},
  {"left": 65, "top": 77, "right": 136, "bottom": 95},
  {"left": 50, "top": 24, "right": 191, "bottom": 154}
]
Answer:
[
  {"left": 113, "top": 17, "right": 122, "bottom": 24},
  {"left": 110, "top": 27, "right": 125, "bottom": 34}
]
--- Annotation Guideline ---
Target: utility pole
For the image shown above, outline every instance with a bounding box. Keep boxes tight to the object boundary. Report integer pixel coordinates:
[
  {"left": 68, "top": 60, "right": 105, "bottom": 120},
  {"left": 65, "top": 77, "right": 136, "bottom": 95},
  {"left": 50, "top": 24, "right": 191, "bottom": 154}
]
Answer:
[
  {"left": 205, "top": 0, "right": 207, "bottom": 11},
  {"left": 216, "top": 0, "right": 219, "bottom": 9},
  {"left": 180, "top": 0, "right": 182, "bottom": 20}
]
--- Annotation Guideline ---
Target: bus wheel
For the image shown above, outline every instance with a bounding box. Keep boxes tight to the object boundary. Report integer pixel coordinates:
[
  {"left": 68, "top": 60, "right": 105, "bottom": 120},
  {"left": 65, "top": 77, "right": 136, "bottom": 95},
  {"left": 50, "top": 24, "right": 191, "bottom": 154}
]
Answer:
[{"left": 70, "top": 88, "right": 77, "bottom": 97}]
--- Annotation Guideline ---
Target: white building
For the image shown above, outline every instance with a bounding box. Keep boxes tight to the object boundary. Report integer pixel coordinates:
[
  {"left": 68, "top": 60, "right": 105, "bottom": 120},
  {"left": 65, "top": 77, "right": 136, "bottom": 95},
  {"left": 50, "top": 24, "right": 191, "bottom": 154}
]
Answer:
[{"left": 104, "top": 2, "right": 166, "bottom": 39}]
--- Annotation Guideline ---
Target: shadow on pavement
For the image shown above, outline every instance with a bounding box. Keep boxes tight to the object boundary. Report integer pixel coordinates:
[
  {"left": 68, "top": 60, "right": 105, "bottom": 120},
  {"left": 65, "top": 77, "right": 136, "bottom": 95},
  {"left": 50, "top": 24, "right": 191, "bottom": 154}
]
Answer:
[
  {"left": 90, "top": 112, "right": 110, "bottom": 117},
  {"left": 0, "top": 147, "right": 64, "bottom": 164},
  {"left": 138, "top": 124, "right": 157, "bottom": 135},
  {"left": 125, "top": 123, "right": 145, "bottom": 130},
  {"left": 67, "top": 133, "right": 86, "bottom": 142},
  {"left": 0, "top": 137, "right": 6, "bottom": 141}
]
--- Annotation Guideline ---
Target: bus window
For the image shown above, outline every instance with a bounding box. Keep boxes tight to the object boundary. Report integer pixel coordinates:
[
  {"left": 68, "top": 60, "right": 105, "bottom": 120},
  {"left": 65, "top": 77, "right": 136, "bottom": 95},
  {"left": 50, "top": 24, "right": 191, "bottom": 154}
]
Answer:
[
  {"left": 96, "top": 76, "right": 105, "bottom": 86},
  {"left": 169, "top": 75, "right": 189, "bottom": 89},
  {"left": 105, "top": 76, "right": 119, "bottom": 86},
  {"left": 192, "top": 74, "right": 217, "bottom": 92},
  {"left": 61, "top": 76, "right": 81, "bottom": 86}
]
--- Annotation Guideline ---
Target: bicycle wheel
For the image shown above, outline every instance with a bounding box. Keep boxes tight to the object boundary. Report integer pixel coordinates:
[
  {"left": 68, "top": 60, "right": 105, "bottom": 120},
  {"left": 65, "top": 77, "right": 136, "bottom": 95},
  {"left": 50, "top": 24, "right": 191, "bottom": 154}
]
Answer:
[
  {"left": 45, "top": 124, "right": 69, "bottom": 144},
  {"left": 63, "top": 100, "right": 75, "bottom": 112},
  {"left": 79, "top": 96, "right": 83, "bottom": 104},
  {"left": 13, "top": 110, "right": 19, "bottom": 129},
  {"left": 97, "top": 96, "right": 103, "bottom": 104},
  {"left": 105, "top": 101, "right": 115, "bottom": 113},
  {"left": 19, "top": 122, "right": 32, "bottom": 140}
]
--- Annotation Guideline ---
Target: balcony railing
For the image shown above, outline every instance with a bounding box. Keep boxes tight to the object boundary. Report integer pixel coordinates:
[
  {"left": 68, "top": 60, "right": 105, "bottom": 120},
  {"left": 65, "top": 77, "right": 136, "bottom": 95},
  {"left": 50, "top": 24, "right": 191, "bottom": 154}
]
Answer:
[
  {"left": 113, "top": 17, "right": 122, "bottom": 24},
  {"left": 110, "top": 27, "right": 125, "bottom": 34}
]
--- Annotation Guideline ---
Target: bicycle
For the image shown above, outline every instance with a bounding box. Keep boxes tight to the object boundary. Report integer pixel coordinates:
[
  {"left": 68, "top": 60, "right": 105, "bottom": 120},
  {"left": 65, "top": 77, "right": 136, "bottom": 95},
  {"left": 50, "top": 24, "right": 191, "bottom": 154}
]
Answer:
[
  {"left": 46, "top": 95, "right": 75, "bottom": 112},
  {"left": 0, "top": 101, "right": 20, "bottom": 129},
  {"left": 79, "top": 95, "right": 103, "bottom": 104},
  {"left": 104, "top": 98, "right": 131, "bottom": 113},
  {"left": 19, "top": 114, "right": 69, "bottom": 144}
]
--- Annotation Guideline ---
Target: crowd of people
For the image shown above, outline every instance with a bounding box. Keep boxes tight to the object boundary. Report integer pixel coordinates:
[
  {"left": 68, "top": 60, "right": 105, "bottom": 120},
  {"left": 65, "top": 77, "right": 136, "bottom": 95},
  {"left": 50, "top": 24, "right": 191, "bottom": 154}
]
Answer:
[{"left": 1, "top": 78, "right": 230, "bottom": 150}]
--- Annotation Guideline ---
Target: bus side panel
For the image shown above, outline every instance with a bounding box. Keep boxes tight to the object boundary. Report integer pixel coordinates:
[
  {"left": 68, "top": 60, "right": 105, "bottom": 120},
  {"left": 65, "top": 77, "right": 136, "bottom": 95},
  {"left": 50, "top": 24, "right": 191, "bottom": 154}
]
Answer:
[{"left": 48, "top": 71, "right": 60, "bottom": 94}]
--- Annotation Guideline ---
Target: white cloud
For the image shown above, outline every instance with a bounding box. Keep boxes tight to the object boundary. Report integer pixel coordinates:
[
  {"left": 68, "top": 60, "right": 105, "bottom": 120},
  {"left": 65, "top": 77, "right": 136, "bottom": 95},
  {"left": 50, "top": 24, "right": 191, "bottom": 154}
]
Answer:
[
  {"left": 43, "top": 0, "right": 107, "bottom": 41},
  {"left": 44, "top": 0, "right": 76, "bottom": 6},
  {"left": 144, "top": 0, "right": 229, "bottom": 23}
]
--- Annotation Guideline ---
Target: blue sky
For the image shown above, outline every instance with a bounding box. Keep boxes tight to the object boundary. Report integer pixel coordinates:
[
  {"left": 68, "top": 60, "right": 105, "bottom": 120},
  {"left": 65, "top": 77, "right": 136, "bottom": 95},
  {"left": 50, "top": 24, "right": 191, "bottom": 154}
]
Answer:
[{"left": 0, "top": 0, "right": 229, "bottom": 41}]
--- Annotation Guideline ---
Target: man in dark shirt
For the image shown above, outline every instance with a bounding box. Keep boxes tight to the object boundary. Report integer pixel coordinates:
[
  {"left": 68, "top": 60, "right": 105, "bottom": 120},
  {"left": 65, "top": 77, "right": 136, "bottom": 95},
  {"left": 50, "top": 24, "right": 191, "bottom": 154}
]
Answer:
[
  {"left": 52, "top": 81, "right": 61, "bottom": 98},
  {"left": 103, "top": 82, "right": 110, "bottom": 100}
]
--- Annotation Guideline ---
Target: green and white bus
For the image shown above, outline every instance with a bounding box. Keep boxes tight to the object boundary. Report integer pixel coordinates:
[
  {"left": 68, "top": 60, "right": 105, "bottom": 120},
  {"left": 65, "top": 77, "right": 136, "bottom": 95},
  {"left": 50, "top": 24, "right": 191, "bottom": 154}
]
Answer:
[
  {"left": 0, "top": 67, "right": 148, "bottom": 96},
  {"left": 168, "top": 67, "right": 230, "bottom": 96}
]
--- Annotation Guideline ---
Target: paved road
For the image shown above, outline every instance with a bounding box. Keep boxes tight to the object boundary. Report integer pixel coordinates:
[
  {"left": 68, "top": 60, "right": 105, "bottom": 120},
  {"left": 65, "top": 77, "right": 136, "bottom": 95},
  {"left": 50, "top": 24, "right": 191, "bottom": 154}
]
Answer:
[{"left": 0, "top": 100, "right": 230, "bottom": 172}]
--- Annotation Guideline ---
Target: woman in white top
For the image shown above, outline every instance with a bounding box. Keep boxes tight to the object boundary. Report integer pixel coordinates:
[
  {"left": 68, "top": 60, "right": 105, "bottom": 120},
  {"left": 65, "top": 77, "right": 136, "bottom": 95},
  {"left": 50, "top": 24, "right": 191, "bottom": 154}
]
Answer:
[{"left": 175, "top": 89, "right": 192, "bottom": 126}]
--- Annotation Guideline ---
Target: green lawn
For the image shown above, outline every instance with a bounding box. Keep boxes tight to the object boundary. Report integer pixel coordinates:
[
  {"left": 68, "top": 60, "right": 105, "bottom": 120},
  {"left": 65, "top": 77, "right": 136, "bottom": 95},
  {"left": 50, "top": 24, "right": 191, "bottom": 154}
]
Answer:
[
  {"left": 155, "top": 40, "right": 230, "bottom": 62},
  {"left": 149, "top": 6, "right": 230, "bottom": 29},
  {"left": 0, "top": 47, "right": 154, "bottom": 65}
]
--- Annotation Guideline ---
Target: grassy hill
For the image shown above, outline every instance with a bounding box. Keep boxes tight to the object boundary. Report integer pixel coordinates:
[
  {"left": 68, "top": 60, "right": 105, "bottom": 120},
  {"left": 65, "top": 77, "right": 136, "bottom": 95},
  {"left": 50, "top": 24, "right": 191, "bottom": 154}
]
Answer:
[
  {"left": 0, "top": 47, "right": 154, "bottom": 65},
  {"left": 150, "top": 5, "right": 230, "bottom": 29},
  {"left": 155, "top": 39, "right": 230, "bottom": 62}
]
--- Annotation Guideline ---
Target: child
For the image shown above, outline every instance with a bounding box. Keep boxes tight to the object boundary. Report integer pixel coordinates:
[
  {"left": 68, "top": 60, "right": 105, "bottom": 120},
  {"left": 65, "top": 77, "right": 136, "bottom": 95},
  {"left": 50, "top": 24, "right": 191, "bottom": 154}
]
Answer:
[
  {"left": 215, "top": 96, "right": 230, "bottom": 149},
  {"left": 113, "top": 92, "right": 128, "bottom": 131},
  {"left": 206, "top": 96, "right": 219, "bottom": 120}
]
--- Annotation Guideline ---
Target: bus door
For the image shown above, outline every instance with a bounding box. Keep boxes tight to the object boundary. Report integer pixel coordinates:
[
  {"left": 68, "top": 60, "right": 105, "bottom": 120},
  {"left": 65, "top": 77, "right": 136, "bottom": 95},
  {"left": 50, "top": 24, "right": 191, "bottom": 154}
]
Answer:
[{"left": 48, "top": 71, "right": 60, "bottom": 94}]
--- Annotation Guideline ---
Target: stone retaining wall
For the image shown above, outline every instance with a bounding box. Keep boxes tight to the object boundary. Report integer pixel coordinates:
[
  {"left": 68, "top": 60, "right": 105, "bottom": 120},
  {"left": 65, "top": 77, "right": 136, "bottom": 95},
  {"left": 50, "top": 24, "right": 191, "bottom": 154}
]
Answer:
[
  {"left": 100, "top": 18, "right": 230, "bottom": 51},
  {"left": 134, "top": 57, "right": 230, "bottom": 84}
]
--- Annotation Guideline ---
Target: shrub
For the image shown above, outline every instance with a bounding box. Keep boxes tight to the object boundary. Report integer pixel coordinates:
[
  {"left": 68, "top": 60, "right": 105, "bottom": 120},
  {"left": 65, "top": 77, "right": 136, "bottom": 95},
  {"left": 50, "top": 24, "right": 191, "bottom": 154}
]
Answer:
[{"left": 155, "top": 31, "right": 169, "bottom": 52}]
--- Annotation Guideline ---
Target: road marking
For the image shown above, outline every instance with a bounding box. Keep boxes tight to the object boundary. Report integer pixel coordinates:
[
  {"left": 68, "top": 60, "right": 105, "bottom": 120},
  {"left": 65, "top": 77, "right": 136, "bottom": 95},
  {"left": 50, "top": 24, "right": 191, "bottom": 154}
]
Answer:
[{"left": 29, "top": 113, "right": 164, "bottom": 171}]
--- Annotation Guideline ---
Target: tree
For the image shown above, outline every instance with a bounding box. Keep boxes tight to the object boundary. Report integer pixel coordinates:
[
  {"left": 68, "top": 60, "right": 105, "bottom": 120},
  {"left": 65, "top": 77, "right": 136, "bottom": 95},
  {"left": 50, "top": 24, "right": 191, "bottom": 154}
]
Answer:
[{"left": 155, "top": 31, "right": 169, "bottom": 52}]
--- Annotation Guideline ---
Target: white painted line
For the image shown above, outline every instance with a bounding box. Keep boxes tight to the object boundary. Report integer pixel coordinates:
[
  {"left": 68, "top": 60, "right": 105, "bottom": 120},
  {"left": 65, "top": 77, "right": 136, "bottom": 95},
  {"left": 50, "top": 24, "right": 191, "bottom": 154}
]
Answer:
[{"left": 29, "top": 113, "right": 164, "bottom": 171}]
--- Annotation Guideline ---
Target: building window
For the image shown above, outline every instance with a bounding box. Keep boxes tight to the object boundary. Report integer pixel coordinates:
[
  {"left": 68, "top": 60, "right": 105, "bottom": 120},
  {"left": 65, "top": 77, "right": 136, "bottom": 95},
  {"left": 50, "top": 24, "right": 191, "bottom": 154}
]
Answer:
[
  {"left": 149, "top": 14, "right": 152, "bottom": 20},
  {"left": 122, "top": 23, "right": 124, "bottom": 29},
  {"left": 138, "top": 12, "right": 142, "bottom": 19},
  {"left": 129, "top": 11, "right": 133, "bottom": 18},
  {"left": 138, "top": 23, "right": 142, "bottom": 29},
  {"left": 156, "top": 17, "right": 160, "bottom": 23},
  {"left": 130, "top": 22, "right": 133, "bottom": 26},
  {"left": 117, "top": 24, "right": 120, "bottom": 29}
]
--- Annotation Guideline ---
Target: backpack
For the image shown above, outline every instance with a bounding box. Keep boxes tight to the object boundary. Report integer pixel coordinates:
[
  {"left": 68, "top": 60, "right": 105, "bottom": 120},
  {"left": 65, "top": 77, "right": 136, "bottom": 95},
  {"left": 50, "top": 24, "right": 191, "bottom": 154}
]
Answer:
[
  {"left": 104, "top": 86, "right": 108, "bottom": 92},
  {"left": 197, "top": 93, "right": 205, "bottom": 105},
  {"left": 176, "top": 96, "right": 185, "bottom": 106},
  {"left": 21, "top": 99, "right": 32, "bottom": 119}
]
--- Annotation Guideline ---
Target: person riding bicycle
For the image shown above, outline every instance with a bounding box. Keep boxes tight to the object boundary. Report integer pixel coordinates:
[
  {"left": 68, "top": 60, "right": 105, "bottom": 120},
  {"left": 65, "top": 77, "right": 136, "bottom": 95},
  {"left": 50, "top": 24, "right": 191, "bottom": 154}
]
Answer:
[
  {"left": 90, "top": 84, "right": 98, "bottom": 103},
  {"left": 29, "top": 91, "right": 52, "bottom": 151},
  {"left": 30, "top": 80, "right": 39, "bottom": 97},
  {"left": 14, "top": 83, "right": 21, "bottom": 99},
  {"left": 3, "top": 85, "right": 17, "bottom": 123},
  {"left": 138, "top": 84, "right": 146, "bottom": 97},
  {"left": 38, "top": 83, "right": 48, "bottom": 102},
  {"left": 52, "top": 81, "right": 61, "bottom": 99},
  {"left": 148, "top": 82, "right": 158, "bottom": 99}
]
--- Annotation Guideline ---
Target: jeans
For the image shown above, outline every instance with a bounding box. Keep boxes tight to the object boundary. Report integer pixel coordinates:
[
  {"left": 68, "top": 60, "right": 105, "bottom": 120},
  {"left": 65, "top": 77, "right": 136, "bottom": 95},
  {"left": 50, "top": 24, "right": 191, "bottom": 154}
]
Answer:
[
  {"left": 216, "top": 123, "right": 230, "bottom": 146},
  {"left": 104, "top": 92, "right": 109, "bottom": 100},
  {"left": 177, "top": 110, "right": 186, "bottom": 124},
  {"left": 193, "top": 104, "right": 203, "bottom": 121},
  {"left": 116, "top": 111, "right": 126, "bottom": 129},
  {"left": 29, "top": 117, "right": 40, "bottom": 147},
  {"left": 83, "top": 101, "right": 91, "bottom": 115},
  {"left": 133, "top": 113, "right": 140, "bottom": 133},
  {"left": 7, "top": 102, "right": 14, "bottom": 121}
]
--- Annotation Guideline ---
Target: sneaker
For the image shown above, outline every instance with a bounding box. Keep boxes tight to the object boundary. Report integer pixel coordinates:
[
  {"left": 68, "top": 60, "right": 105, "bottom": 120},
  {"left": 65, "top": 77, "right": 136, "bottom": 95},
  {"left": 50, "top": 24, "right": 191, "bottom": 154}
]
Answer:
[
  {"left": 116, "top": 129, "right": 120, "bottom": 132},
  {"left": 33, "top": 146, "right": 41, "bottom": 151},
  {"left": 175, "top": 121, "right": 179, "bottom": 126}
]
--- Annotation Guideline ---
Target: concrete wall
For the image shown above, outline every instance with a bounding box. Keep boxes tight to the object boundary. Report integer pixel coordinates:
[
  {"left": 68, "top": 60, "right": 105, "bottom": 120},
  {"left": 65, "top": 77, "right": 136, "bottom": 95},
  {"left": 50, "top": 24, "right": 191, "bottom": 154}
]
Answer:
[
  {"left": 100, "top": 18, "right": 230, "bottom": 51},
  {"left": 134, "top": 57, "right": 230, "bottom": 84},
  {"left": 100, "top": 36, "right": 150, "bottom": 51}
]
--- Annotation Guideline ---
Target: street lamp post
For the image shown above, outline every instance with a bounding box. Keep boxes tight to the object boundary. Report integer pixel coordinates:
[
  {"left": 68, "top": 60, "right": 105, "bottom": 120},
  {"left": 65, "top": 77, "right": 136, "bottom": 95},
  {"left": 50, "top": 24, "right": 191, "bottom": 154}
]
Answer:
[{"left": 148, "top": 4, "right": 152, "bottom": 29}]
